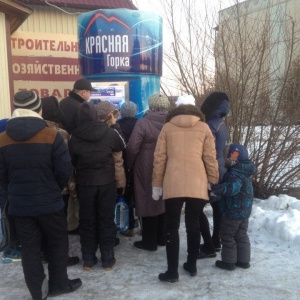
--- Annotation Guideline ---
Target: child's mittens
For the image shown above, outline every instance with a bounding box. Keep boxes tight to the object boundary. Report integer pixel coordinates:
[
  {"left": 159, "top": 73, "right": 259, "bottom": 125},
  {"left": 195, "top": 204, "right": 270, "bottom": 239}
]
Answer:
[{"left": 211, "top": 184, "right": 226, "bottom": 196}]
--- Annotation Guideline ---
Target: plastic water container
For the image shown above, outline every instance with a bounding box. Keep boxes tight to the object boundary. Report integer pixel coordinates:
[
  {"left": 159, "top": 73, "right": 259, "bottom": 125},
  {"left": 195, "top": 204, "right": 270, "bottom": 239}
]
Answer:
[{"left": 114, "top": 196, "right": 129, "bottom": 232}]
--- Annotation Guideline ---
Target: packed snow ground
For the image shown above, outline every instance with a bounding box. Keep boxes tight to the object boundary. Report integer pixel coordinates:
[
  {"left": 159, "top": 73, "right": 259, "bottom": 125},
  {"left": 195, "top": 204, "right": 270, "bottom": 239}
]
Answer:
[{"left": 1, "top": 194, "right": 300, "bottom": 300}]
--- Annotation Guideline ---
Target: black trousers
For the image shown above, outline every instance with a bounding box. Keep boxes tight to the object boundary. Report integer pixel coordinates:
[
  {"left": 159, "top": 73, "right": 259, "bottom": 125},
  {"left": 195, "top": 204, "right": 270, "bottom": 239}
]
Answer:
[
  {"left": 78, "top": 181, "right": 117, "bottom": 261},
  {"left": 165, "top": 198, "right": 201, "bottom": 274},
  {"left": 14, "top": 210, "right": 69, "bottom": 299},
  {"left": 141, "top": 213, "right": 166, "bottom": 250}
]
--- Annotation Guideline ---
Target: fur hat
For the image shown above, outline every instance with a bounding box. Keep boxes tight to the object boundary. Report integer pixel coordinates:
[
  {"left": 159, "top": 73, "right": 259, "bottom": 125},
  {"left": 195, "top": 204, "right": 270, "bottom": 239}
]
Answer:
[
  {"left": 14, "top": 91, "right": 42, "bottom": 113},
  {"left": 120, "top": 101, "right": 137, "bottom": 118},
  {"left": 95, "top": 101, "right": 116, "bottom": 121},
  {"left": 227, "top": 144, "right": 249, "bottom": 162},
  {"left": 148, "top": 94, "right": 170, "bottom": 110},
  {"left": 78, "top": 102, "right": 97, "bottom": 123},
  {"left": 200, "top": 92, "right": 229, "bottom": 118},
  {"left": 175, "top": 95, "right": 195, "bottom": 106}
]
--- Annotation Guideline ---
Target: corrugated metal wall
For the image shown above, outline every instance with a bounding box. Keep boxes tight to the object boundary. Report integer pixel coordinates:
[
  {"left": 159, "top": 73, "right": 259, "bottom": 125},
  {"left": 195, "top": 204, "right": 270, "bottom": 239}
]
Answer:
[
  {"left": 18, "top": 5, "right": 86, "bottom": 34},
  {"left": 0, "top": 13, "right": 11, "bottom": 119}
]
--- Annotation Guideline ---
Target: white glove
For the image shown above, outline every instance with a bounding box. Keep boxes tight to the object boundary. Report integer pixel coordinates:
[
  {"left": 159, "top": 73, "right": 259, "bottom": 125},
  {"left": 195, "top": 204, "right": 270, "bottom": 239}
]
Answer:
[
  {"left": 152, "top": 187, "right": 163, "bottom": 201},
  {"left": 207, "top": 183, "right": 212, "bottom": 191}
]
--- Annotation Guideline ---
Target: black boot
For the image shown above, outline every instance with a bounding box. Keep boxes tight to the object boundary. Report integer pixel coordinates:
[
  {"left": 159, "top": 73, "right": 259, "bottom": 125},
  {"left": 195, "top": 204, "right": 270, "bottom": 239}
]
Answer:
[
  {"left": 183, "top": 262, "right": 197, "bottom": 277},
  {"left": 101, "top": 248, "right": 116, "bottom": 270},
  {"left": 48, "top": 278, "right": 82, "bottom": 297},
  {"left": 215, "top": 260, "right": 235, "bottom": 271},
  {"left": 159, "top": 231, "right": 179, "bottom": 282},
  {"left": 236, "top": 261, "right": 250, "bottom": 269},
  {"left": 158, "top": 271, "right": 179, "bottom": 283},
  {"left": 184, "top": 231, "right": 199, "bottom": 276}
]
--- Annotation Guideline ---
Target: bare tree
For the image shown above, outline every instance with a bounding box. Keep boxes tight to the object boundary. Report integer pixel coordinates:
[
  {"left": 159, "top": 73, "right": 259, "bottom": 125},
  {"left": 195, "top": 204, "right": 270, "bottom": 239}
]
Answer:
[{"left": 157, "top": 0, "right": 300, "bottom": 198}]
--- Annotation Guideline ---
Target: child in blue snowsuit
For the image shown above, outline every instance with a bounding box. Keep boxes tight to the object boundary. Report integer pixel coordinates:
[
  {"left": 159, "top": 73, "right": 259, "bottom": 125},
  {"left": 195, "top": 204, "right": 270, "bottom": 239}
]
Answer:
[{"left": 211, "top": 144, "right": 256, "bottom": 270}]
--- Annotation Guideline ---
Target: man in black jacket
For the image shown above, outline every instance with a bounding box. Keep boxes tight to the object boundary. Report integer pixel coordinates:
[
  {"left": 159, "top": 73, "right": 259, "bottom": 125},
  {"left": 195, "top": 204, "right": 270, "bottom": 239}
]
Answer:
[
  {"left": 0, "top": 91, "right": 82, "bottom": 300},
  {"left": 59, "top": 78, "right": 97, "bottom": 134}
]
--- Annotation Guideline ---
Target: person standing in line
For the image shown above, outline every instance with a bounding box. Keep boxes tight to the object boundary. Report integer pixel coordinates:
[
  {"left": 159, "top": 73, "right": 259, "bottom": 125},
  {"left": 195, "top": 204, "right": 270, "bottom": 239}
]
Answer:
[
  {"left": 68, "top": 102, "right": 126, "bottom": 271},
  {"left": 0, "top": 91, "right": 82, "bottom": 300},
  {"left": 59, "top": 78, "right": 97, "bottom": 134},
  {"left": 198, "top": 92, "right": 230, "bottom": 258},
  {"left": 41, "top": 96, "right": 80, "bottom": 266},
  {"left": 211, "top": 144, "right": 256, "bottom": 270},
  {"left": 126, "top": 94, "right": 170, "bottom": 251},
  {"left": 117, "top": 101, "right": 139, "bottom": 237},
  {"left": 152, "top": 95, "right": 219, "bottom": 282}
]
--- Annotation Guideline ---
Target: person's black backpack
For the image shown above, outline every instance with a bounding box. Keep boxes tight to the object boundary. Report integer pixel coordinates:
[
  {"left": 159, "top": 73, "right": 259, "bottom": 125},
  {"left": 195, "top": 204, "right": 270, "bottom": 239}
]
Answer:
[{"left": 0, "top": 202, "right": 18, "bottom": 252}]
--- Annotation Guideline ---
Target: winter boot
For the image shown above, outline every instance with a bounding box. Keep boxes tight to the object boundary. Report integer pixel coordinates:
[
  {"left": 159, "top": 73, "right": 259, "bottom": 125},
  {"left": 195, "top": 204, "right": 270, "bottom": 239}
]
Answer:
[
  {"left": 101, "top": 248, "right": 116, "bottom": 270},
  {"left": 184, "top": 231, "right": 199, "bottom": 276},
  {"left": 215, "top": 260, "right": 235, "bottom": 271},
  {"left": 183, "top": 262, "right": 197, "bottom": 277},
  {"left": 83, "top": 257, "right": 98, "bottom": 271},
  {"left": 158, "top": 231, "right": 180, "bottom": 282},
  {"left": 236, "top": 261, "right": 250, "bottom": 269},
  {"left": 48, "top": 278, "right": 82, "bottom": 297},
  {"left": 158, "top": 271, "right": 179, "bottom": 283}
]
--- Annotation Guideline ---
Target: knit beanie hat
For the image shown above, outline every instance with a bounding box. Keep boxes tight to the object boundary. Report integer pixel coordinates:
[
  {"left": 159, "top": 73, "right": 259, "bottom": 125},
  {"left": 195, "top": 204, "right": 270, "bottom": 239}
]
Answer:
[
  {"left": 120, "top": 101, "right": 137, "bottom": 118},
  {"left": 95, "top": 101, "right": 116, "bottom": 121},
  {"left": 227, "top": 144, "right": 249, "bottom": 162},
  {"left": 41, "top": 96, "right": 64, "bottom": 123},
  {"left": 148, "top": 94, "right": 170, "bottom": 110},
  {"left": 14, "top": 91, "right": 42, "bottom": 113},
  {"left": 78, "top": 102, "right": 97, "bottom": 123},
  {"left": 175, "top": 95, "right": 195, "bottom": 106}
]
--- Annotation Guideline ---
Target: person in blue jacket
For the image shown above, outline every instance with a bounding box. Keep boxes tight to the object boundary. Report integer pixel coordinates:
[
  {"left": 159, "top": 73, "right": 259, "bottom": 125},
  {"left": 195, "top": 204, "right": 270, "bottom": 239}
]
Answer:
[
  {"left": 211, "top": 144, "right": 256, "bottom": 270},
  {"left": 198, "top": 92, "right": 230, "bottom": 258}
]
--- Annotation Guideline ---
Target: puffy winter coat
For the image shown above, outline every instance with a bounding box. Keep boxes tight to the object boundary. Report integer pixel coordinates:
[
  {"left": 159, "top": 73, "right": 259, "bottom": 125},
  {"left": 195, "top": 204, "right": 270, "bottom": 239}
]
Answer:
[
  {"left": 0, "top": 109, "right": 72, "bottom": 217},
  {"left": 126, "top": 110, "right": 167, "bottom": 217},
  {"left": 201, "top": 93, "right": 230, "bottom": 180},
  {"left": 68, "top": 120, "right": 126, "bottom": 186},
  {"left": 152, "top": 105, "right": 219, "bottom": 200},
  {"left": 212, "top": 160, "right": 256, "bottom": 219}
]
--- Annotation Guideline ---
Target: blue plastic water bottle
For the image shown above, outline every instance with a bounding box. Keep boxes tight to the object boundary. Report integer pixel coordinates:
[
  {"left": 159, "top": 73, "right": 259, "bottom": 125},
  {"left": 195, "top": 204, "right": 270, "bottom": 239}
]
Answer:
[{"left": 114, "top": 196, "right": 129, "bottom": 232}]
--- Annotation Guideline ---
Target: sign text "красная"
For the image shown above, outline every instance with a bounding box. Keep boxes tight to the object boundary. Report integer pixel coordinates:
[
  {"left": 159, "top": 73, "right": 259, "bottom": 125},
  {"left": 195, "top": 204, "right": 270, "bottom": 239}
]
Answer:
[{"left": 85, "top": 35, "right": 129, "bottom": 69}]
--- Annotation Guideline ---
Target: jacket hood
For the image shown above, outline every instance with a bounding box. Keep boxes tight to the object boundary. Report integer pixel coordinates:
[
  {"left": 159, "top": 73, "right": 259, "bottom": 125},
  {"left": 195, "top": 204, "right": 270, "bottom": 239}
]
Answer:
[
  {"left": 72, "top": 120, "right": 109, "bottom": 142},
  {"left": 166, "top": 105, "right": 203, "bottom": 128},
  {"left": 230, "top": 160, "right": 256, "bottom": 178},
  {"left": 166, "top": 105, "right": 203, "bottom": 122},
  {"left": 201, "top": 92, "right": 230, "bottom": 119},
  {"left": 6, "top": 109, "right": 46, "bottom": 141}
]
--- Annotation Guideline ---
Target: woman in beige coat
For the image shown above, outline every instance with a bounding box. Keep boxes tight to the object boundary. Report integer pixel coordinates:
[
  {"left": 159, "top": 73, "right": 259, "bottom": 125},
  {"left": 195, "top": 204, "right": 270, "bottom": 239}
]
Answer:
[{"left": 152, "top": 98, "right": 219, "bottom": 282}]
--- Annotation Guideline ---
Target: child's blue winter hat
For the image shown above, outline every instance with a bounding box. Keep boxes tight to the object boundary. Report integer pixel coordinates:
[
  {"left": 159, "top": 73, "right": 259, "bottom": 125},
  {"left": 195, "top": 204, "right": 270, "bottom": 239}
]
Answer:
[{"left": 228, "top": 144, "right": 249, "bottom": 161}]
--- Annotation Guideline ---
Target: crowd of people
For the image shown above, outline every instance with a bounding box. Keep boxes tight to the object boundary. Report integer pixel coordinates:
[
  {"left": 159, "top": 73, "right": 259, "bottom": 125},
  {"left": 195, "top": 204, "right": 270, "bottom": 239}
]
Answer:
[{"left": 0, "top": 78, "right": 256, "bottom": 299}]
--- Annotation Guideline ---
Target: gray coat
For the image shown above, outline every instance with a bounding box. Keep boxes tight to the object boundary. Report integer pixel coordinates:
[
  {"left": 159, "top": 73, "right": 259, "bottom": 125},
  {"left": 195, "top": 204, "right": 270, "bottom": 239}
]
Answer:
[{"left": 126, "top": 110, "right": 167, "bottom": 217}]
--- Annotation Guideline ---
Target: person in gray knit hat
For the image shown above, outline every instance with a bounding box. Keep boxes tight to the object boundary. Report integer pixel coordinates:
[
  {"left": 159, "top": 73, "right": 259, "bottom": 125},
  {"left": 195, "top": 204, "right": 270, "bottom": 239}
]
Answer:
[
  {"left": 126, "top": 94, "right": 170, "bottom": 251},
  {"left": 14, "top": 90, "right": 42, "bottom": 113},
  {"left": 117, "top": 101, "right": 138, "bottom": 237},
  {"left": 148, "top": 94, "right": 170, "bottom": 110},
  {"left": 120, "top": 101, "right": 137, "bottom": 118}
]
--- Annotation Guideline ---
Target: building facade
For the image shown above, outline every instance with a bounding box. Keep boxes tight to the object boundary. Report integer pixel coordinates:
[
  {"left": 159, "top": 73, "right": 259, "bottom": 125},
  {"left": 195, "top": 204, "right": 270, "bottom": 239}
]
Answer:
[{"left": 0, "top": 0, "right": 137, "bottom": 119}]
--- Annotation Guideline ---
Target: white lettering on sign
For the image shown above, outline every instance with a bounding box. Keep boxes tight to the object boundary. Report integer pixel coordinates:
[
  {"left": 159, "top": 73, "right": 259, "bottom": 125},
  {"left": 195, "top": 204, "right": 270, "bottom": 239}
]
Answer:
[
  {"left": 85, "top": 35, "right": 129, "bottom": 54},
  {"left": 107, "top": 55, "right": 130, "bottom": 69}
]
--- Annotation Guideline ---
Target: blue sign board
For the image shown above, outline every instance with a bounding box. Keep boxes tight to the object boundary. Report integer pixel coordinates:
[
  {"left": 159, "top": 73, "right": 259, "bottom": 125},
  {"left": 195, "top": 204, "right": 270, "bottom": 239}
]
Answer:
[{"left": 78, "top": 9, "right": 163, "bottom": 76}]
